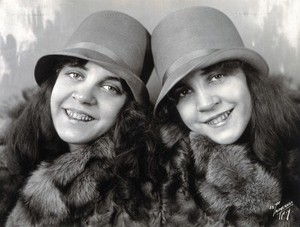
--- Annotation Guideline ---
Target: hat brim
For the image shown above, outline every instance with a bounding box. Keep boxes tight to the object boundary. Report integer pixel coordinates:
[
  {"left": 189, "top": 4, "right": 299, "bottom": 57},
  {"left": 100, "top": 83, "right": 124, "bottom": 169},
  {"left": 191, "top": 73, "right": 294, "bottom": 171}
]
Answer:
[
  {"left": 154, "top": 47, "right": 269, "bottom": 114},
  {"left": 34, "top": 49, "right": 149, "bottom": 104}
]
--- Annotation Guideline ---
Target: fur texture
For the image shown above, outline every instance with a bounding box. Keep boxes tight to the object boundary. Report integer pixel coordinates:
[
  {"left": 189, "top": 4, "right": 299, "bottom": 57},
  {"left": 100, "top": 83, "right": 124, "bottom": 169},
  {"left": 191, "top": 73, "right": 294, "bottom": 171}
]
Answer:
[
  {"left": 153, "top": 123, "right": 220, "bottom": 226},
  {"left": 0, "top": 81, "right": 67, "bottom": 223},
  {"left": 1, "top": 83, "right": 161, "bottom": 226},
  {"left": 190, "top": 133, "right": 281, "bottom": 226},
  {"left": 5, "top": 134, "right": 159, "bottom": 226},
  {"left": 156, "top": 122, "right": 300, "bottom": 226},
  {"left": 155, "top": 67, "right": 300, "bottom": 225}
]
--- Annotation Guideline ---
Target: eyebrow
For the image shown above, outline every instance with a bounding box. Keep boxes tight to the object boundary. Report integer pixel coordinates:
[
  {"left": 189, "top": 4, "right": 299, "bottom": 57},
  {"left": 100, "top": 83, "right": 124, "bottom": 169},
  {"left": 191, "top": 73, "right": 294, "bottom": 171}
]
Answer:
[
  {"left": 65, "top": 64, "right": 122, "bottom": 81},
  {"left": 102, "top": 75, "right": 122, "bottom": 83},
  {"left": 172, "top": 80, "right": 188, "bottom": 93},
  {"left": 203, "top": 63, "right": 241, "bottom": 75},
  {"left": 64, "top": 62, "right": 87, "bottom": 70}
]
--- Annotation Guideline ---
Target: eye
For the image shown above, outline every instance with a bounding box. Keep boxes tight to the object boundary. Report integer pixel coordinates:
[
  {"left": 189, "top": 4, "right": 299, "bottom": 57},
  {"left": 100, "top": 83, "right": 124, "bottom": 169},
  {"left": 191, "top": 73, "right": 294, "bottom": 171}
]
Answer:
[
  {"left": 67, "top": 72, "right": 84, "bottom": 81},
  {"left": 171, "top": 86, "right": 192, "bottom": 100},
  {"left": 209, "top": 74, "right": 224, "bottom": 83},
  {"left": 102, "top": 84, "right": 122, "bottom": 95},
  {"left": 179, "top": 88, "right": 192, "bottom": 97}
]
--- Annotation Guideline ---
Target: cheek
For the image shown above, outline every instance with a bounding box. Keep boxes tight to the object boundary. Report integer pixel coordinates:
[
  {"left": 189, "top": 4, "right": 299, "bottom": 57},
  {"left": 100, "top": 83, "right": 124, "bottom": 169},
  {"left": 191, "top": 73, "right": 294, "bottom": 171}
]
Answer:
[
  {"left": 242, "top": 90, "right": 252, "bottom": 124},
  {"left": 50, "top": 82, "right": 65, "bottom": 109},
  {"left": 232, "top": 81, "right": 252, "bottom": 126},
  {"left": 238, "top": 83, "right": 252, "bottom": 110},
  {"left": 99, "top": 97, "right": 126, "bottom": 119},
  {"left": 227, "top": 77, "right": 252, "bottom": 107},
  {"left": 50, "top": 85, "right": 60, "bottom": 115},
  {"left": 176, "top": 100, "right": 196, "bottom": 124},
  {"left": 51, "top": 77, "right": 67, "bottom": 101}
]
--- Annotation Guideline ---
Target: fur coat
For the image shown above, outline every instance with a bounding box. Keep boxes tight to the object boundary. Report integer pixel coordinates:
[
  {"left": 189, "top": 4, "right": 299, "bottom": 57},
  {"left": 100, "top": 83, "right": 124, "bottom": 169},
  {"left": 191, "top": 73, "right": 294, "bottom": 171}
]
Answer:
[
  {"left": 5, "top": 133, "right": 160, "bottom": 226},
  {"left": 157, "top": 124, "right": 300, "bottom": 227},
  {"left": 0, "top": 90, "right": 33, "bottom": 224},
  {"left": 0, "top": 89, "right": 161, "bottom": 226}
]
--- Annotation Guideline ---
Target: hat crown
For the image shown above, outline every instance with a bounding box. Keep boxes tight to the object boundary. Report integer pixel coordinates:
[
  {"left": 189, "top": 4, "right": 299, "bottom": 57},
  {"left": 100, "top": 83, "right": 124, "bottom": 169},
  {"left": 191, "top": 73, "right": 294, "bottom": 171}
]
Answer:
[
  {"left": 152, "top": 6, "right": 269, "bottom": 114},
  {"left": 35, "top": 11, "right": 153, "bottom": 104},
  {"left": 66, "top": 11, "right": 149, "bottom": 77},
  {"left": 152, "top": 7, "right": 244, "bottom": 81}
]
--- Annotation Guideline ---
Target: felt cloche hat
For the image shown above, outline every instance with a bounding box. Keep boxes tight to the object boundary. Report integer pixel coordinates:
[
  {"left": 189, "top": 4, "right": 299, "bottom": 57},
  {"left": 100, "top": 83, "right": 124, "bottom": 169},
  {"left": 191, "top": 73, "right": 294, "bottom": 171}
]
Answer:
[
  {"left": 152, "top": 6, "right": 269, "bottom": 113},
  {"left": 35, "top": 11, "right": 153, "bottom": 104}
]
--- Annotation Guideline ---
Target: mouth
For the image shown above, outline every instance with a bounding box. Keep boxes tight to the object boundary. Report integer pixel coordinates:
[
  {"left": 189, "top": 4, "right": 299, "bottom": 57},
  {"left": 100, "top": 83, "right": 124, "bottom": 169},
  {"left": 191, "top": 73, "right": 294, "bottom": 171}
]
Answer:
[
  {"left": 205, "top": 109, "right": 233, "bottom": 126},
  {"left": 65, "top": 109, "right": 94, "bottom": 122}
]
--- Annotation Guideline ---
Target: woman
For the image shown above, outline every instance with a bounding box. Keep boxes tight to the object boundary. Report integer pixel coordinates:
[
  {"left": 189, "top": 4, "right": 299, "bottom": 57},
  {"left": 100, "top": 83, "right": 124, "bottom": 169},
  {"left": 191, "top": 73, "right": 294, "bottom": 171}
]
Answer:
[
  {"left": 0, "top": 11, "right": 159, "bottom": 226},
  {"left": 151, "top": 7, "right": 300, "bottom": 226}
]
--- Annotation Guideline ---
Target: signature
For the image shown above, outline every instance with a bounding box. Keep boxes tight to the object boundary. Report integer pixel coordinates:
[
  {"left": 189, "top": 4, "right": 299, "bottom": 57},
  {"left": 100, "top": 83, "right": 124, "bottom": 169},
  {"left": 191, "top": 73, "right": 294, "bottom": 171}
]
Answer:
[{"left": 269, "top": 201, "right": 293, "bottom": 221}]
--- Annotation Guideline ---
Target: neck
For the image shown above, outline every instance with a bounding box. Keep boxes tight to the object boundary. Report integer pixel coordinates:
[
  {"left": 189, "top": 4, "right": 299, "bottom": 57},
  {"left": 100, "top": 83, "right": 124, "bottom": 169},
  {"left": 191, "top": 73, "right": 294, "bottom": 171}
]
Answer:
[{"left": 68, "top": 143, "right": 87, "bottom": 152}]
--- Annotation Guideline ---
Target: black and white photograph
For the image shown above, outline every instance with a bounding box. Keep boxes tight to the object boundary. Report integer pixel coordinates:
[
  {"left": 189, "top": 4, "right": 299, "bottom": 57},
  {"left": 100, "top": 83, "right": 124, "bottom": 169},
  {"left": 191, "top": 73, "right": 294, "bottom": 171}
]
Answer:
[{"left": 0, "top": 0, "right": 299, "bottom": 226}]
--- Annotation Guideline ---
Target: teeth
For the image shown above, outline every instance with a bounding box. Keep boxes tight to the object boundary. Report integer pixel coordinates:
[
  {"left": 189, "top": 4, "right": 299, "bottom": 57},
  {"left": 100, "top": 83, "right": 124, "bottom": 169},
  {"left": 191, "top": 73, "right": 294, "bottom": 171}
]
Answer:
[
  {"left": 66, "top": 109, "right": 94, "bottom": 122},
  {"left": 207, "top": 110, "right": 231, "bottom": 125}
]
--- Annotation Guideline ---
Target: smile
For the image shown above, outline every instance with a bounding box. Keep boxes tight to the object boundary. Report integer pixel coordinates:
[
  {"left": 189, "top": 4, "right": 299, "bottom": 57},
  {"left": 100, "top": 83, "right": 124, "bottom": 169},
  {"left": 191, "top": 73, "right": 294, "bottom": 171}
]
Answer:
[
  {"left": 206, "top": 109, "right": 233, "bottom": 126},
  {"left": 65, "top": 109, "right": 94, "bottom": 122}
]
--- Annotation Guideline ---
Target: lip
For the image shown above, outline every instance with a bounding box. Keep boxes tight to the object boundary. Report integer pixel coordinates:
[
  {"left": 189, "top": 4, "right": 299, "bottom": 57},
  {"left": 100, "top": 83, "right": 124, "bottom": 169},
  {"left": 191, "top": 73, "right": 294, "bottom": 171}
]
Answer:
[
  {"left": 64, "top": 108, "right": 95, "bottom": 121},
  {"left": 203, "top": 109, "right": 233, "bottom": 125}
]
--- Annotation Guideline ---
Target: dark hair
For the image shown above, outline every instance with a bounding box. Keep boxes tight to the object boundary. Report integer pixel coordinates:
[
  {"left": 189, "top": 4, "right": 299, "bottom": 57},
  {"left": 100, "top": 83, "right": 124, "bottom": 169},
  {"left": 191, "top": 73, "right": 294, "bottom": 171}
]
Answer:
[
  {"left": 54, "top": 56, "right": 88, "bottom": 74},
  {"left": 156, "top": 60, "right": 300, "bottom": 209},
  {"left": 157, "top": 60, "right": 300, "bottom": 167},
  {"left": 240, "top": 61, "right": 300, "bottom": 166},
  {"left": 5, "top": 76, "right": 66, "bottom": 175},
  {"left": 1, "top": 56, "right": 156, "bottom": 221},
  {"left": 54, "top": 56, "right": 134, "bottom": 99},
  {"left": 156, "top": 61, "right": 245, "bottom": 123},
  {"left": 5, "top": 55, "right": 142, "bottom": 175}
]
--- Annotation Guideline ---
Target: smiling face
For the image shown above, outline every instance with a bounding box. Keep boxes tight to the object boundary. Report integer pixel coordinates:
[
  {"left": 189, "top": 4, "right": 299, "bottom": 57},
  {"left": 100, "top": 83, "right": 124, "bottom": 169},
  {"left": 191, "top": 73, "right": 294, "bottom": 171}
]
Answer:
[
  {"left": 172, "top": 62, "right": 252, "bottom": 144},
  {"left": 50, "top": 60, "right": 127, "bottom": 149}
]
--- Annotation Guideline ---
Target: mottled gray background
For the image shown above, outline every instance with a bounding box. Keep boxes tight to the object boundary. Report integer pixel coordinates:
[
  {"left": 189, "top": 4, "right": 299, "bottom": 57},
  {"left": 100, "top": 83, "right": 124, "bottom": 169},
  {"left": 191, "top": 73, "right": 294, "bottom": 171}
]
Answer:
[{"left": 0, "top": 0, "right": 299, "bottom": 106}]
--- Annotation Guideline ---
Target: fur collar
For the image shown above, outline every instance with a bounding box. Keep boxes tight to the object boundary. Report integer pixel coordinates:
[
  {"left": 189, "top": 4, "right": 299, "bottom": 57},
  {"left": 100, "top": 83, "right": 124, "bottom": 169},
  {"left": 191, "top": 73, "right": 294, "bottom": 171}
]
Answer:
[
  {"left": 157, "top": 128, "right": 299, "bottom": 226},
  {"left": 6, "top": 134, "right": 159, "bottom": 226},
  {"left": 189, "top": 132, "right": 300, "bottom": 226}
]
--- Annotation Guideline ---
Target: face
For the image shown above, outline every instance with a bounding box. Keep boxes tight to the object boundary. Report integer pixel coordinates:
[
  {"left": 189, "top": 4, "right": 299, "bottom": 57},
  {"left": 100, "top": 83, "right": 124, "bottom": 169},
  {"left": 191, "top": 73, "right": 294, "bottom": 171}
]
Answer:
[
  {"left": 51, "top": 61, "right": 127, "bottom": 149},
  {"left": 172, "top": 65, "right": 252, "bottom": 144}
]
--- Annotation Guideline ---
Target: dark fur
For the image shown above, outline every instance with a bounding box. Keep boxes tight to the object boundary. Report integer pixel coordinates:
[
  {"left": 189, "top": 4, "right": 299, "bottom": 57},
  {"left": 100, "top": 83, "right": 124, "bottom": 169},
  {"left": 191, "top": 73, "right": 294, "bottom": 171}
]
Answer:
[
  {"left": 0, "top": 77, "right": 68, "bottom": 223},
  {"left": 155, "top": 123, "right": 300, "bottom": 226},
  {"left": 1, "top": 79, "right": 160, "bottom": 226},
  {"left": 6, "top": 127, "right": 158, "bottom": 226},
  {"left": 155, "top": 62, "right": 300, "bottom": 226},
  {"left": 190, "top": 133, "right": 281, "bottom": 226}
]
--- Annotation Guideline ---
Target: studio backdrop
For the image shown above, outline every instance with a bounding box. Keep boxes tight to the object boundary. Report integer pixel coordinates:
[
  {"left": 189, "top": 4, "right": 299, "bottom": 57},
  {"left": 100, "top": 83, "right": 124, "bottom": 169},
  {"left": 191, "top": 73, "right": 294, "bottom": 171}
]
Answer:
[{"left": 0, "top": 0, "right": 299, "bottom": 105}]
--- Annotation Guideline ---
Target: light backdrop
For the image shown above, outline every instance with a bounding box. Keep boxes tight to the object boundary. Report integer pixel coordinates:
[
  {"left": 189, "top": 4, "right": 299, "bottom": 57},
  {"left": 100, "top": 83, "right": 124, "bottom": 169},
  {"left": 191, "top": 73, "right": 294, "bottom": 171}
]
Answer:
[{"left": 0, "top": 0, "right": 299, "bottom": 105}]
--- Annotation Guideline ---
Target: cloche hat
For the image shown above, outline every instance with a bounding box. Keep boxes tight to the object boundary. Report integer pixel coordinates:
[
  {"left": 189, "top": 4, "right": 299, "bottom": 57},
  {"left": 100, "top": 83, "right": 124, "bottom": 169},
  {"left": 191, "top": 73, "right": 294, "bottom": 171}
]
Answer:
[
  {"left": 35, "top": 11, "right": 153, "bottom": 104},
  {"left": 152, "top": 6, "right": 269, "bottom": 113}
]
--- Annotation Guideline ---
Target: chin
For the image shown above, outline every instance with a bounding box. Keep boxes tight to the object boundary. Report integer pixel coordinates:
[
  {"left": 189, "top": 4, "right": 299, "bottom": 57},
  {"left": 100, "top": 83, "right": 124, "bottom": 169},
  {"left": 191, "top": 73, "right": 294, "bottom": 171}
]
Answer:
[
  {"left": 210, "top": 134, "right": 241, "bottom": 145},
  {"left": 58, "top": 134, "right": 87, "bottom": 145}
]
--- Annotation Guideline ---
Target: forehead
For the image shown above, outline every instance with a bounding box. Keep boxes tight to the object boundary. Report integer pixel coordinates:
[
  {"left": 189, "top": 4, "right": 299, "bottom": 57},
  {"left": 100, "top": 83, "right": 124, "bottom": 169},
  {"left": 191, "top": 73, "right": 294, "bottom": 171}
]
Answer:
[
  {"left": 63, "top": 61, "right": 121, "bottom": 80},
  {"left": 182, "top": 69, "right": 205, "bottom": 82},
  {"left": 181, "top": 62, "right": 243, "bottom": 83}
]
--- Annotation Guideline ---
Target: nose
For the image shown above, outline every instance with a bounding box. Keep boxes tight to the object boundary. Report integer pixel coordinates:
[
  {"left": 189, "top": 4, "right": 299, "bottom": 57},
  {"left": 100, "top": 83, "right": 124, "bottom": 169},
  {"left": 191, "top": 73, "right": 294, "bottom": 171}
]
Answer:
[
  {"left": 196, "top": 89, "right": 220, "bottom": 112},
  {"left": 72, "top": 86, "right": 97, "bottom": 105}
]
